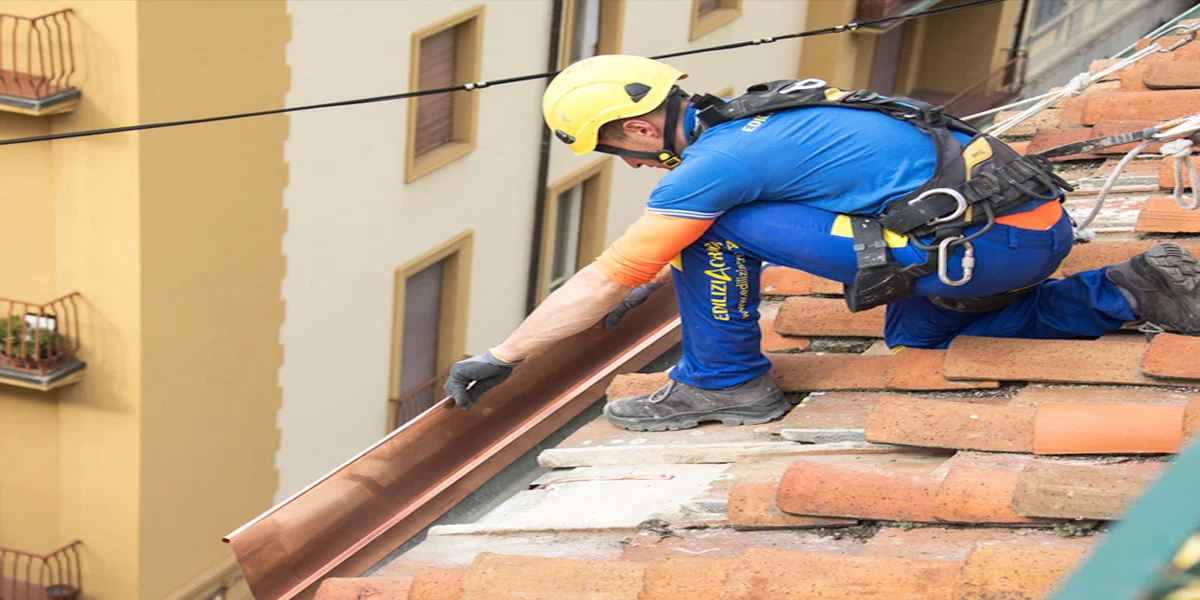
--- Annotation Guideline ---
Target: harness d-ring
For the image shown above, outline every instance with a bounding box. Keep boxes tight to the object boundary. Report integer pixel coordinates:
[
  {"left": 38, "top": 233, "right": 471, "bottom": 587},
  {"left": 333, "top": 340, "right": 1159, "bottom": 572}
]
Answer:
[
  {"left": 909, "top": 188, "right": 969, "bottom": 226},
  {"left": 937, "top": 237, "right": 974, "bottom": 287}
]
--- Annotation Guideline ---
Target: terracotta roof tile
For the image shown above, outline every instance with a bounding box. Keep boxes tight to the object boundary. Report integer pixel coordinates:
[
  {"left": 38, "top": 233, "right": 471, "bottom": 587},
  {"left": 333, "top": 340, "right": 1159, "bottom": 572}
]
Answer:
[
  {"left": 606, "top": 372, "right": 670, "bottom": 400},
  {"left": 1137, "top": 34, "right": 1200, "bottom": 60},
  {"left": 460, "top": 553, "right": 645, "bottom": 600},
  {"left": 990, "top": 108, "right": 1064, "bottom": 137},
  {"left": 727, "top": 480, "right": 858, "bottom": 530},
  {"left": 639, "top": 556, "right": 732, "bottom": 600},
  {"left": 886, "top": 348, "right": 1001, "bottom": 391},
  {"left": 1186, "top": 398, "right": 1200, "bottom": 440},
  {"left": 759, "top": 317, "right": 809, "bottom": 352},
  {"left": 776, "top": 453, "right": 948, "bottom": 522},
  {"left": 864, "top": 396, "right": 1036, "bottom": 452},
  {"left": 721, "top": 548, "right": 962, "bottom": 600},
  {"left": 314, "top": 577, "right": 413, "bottom": 600},
  {"left": 1136, "top": 197, "right": 1200, "bottom": 232},
  {"left": 410, "top": 567, "right": 465, "bottom": 600},
  {"left": 1081, "top": 90, "right": 1200, "bottom": 124},
  {"left": 1144, "top": 60, "right": 1200, "bottom": 89},
  {"left": 1032, "top": 403, "right": 1187, "bottom": 454},
  {"left": 1142, "top": 332, "right": 1200, "bottom": 379},
  {"left": 943, "top": 336, "right": 1176, "bottom": 386},
  {"left": 1097, "top": 156, "right": 1162, "bottom": 177},
  {"left": 933, "top": 457, "right": 1041, "bottom": 524},
  {"left": 1011, "top": 459, "right": 1169, "bottom": 519},
  {"left": 960, "top": 542, "right": 1088, "bottom": 600},
  {"left": 1159, "top": 155, "right": 1197, "bottom": 189},
  {"left": 1026, "top": 127, "right": 1099, "bottom": 160},
  {"left": 1012, "top": 384, "right": 1197, "bottom": 407},
  {"left": 774, "top": 297, "right": 884, "bottom": 337},
  {"left": 864, "top": 527, "right": 1087, "bottom": 563},
  {"left": 1058, "top": 241, "right": 1200, "bottom": 276},
  {"left": 770, "top": 354, "right": 893, "bottom": 390}
]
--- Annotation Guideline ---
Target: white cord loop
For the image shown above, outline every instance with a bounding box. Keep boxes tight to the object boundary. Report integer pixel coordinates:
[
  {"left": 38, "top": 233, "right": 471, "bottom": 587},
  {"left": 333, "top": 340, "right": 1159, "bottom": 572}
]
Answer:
[{"left": 1162, "top": 138, "right": 1199, "bottom": 210}]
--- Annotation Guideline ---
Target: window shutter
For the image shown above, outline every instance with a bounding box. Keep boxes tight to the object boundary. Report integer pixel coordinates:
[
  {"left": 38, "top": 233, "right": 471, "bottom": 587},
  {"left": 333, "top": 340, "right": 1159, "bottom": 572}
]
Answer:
[
  {"left": 698, "top": 0, "right": 721, "bottom": 17},
  {"left": 415, "top": 27, "right": 458, "bottom": 157}
]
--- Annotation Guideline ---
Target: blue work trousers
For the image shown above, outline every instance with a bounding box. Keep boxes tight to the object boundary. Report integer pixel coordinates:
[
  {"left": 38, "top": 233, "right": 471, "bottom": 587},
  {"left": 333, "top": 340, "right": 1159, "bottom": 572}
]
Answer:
[{"left": 669, "top": 201, "right": 1138, "bottom": 390}]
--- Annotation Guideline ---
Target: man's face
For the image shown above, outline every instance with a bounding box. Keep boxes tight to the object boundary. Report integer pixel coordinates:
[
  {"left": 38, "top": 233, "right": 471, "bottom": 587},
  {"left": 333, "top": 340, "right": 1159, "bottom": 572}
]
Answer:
[{"left": 599, "top": 118, "right": 672, "bottom": 170}]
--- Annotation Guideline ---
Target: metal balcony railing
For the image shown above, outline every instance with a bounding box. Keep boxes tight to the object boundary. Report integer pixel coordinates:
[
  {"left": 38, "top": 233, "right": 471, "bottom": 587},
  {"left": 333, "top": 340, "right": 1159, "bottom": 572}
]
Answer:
[
  {"left": 0, "top": 541, "right": 82, "bottom": 600},
  {"left": 0, "top": 293, "right": 84, "bottom": 390},
  {"left": 0, "top": 9, "right": 80, "bottom": 116}
]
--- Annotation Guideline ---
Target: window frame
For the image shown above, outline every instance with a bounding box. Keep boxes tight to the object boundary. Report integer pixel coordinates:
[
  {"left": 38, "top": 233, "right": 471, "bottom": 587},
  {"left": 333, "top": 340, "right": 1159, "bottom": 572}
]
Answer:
[
  {"left": 689, "top": 0, "right": 742, "bottom": 41},
  {"left": 537, "top": 158, "right": 613, "bottom": 301},
  {"left": 405, "top": 5, "right": 485, "bottom": 183},
  {"left": 558, "top": 0, "right": 626, "bottom": 69},
  {"left": 388, "top": 230, "right": 473, "bottom": 430}
]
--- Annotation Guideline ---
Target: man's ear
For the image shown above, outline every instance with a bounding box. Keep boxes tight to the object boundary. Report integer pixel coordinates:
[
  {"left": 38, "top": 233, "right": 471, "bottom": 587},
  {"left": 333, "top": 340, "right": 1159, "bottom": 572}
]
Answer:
[{"left": 621, "top": 118, "right": 660, "bottom": 140}]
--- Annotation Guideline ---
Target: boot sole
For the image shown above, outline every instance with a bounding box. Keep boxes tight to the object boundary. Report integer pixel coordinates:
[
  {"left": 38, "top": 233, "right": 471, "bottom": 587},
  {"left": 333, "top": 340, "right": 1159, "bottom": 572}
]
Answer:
[
  {"left": 604, "top": 398, "right": 790, "bottom": 432},
  {"left": 1132, "top": 244, "right": 1200, "bottom": 334}
]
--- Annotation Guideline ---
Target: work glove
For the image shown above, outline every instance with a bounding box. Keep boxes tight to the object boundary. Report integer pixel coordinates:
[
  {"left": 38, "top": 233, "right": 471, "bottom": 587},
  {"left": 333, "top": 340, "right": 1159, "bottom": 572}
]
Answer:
[
  {"left": 604, "top": 283, "right": 664, "bottom": 330},
  {"left": 444, "top": 349, "right": 520, "bottom": 411}
]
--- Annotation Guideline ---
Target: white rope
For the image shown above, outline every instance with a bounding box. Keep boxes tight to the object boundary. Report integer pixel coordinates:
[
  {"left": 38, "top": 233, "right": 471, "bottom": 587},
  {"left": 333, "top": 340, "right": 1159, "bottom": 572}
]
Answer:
[
  {"left": 1073, "top": 140, "right": 1154, "bottom": 235},
  {"left": 1163, "top": 138, "right": 1199, "bottom": 210}
]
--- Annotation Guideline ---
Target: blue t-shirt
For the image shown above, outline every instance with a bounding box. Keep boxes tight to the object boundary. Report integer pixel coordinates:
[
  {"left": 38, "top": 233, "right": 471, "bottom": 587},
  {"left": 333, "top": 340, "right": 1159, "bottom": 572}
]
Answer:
[{"left": 647, "top": 105, "right": 974, "bottom": 220}]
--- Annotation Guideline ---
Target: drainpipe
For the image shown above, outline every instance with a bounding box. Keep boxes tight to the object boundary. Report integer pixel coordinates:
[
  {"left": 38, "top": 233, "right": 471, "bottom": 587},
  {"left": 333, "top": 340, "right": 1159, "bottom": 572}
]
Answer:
[
  {"left": 1005, "top": 0, "right": 1032, "bottom": 89},
  {"left": 526, "top": 0, "right": 566, "bottom": 315}
]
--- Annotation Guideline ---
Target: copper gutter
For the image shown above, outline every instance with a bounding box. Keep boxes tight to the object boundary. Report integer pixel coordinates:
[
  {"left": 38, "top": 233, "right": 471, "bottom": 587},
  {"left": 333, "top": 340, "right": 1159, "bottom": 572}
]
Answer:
[{"left": 224, "top": 286, "right": 681, "bottom": 600}]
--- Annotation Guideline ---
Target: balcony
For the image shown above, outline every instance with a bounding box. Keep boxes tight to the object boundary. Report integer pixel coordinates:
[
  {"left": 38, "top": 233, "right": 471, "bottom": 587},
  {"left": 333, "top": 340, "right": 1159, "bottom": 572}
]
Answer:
[
  {"left": 0, "top": 292, "right": 85, "bottom": 392},
  {"left": 0, "top": 541, "right": 82, "bottom": 600},
  {"left": 0, "top": 10, "right": 80, "bottom": 117}
]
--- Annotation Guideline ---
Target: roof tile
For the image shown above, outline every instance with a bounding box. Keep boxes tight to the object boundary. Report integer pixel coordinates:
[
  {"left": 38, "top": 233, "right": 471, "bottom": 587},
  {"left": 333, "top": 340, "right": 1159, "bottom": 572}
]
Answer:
[
  {"left": 761, "top": 265, "right": 815, "bottom": 295},
  {"left": 778, "top": 392, "right": 886, "bottom": 442},
  {"left": 991, "top": 108, "right": 1063, "bottom": 137},
  {"left": 1137, "top": 35, "right": 1200, "bottom": 60},
  {"left": 728, "top": 480, "right": 858, "bottom": 530},
  {"left": 960, "top": 542, "right": 1088, "bottom": 600},
  {"left": 721, "top": 548, "right": 962, "bottom": 600},
  {"left": 1142, "top": 332, "right": 1200, "bottom": 379},
  {"left": 886, "top": 348, "right": 1001, "bottom": 391},
  {"left": 776, "top": 454, "right": 948, "bottom": 522},
  {"left": 606, "top": 372, "right": 670, "bottom": 401},
  {"left": 933, "top": 454, "right": 1042, "bottom": 524},
  {"left": 864, "top": 396, "right": 1035, "bottom": 452},
  {"left": 1081, "top": 90, "right": 1200, "bottom": 124},
  {"left": 460, "top": 553, "right": 645, "bottom": 600},
  {"left": 1186, "top": 398, "right": 1200, "bottom": 440},
  {"left": 759, "top": 317, "right": 809, "bottom": 353},
  {"left": 1032, "top": 403, "right": 1187, "bottom": 454},
  {"left": 410, "top": 567, "right": 465, "bottom": 600},
  {"left": 943, "top": 336, "right": 1170, "bottom": 386},
  {"left": 1136, "top": 197, "right": 1200, "bottom": 232},
  {"left": 1058, "top": 241, "right": 1200, "bottom": 276},
  {"left": 1025, "top": 127, "right": 1099, "bottom": 160},
  {"left": 314, "top": 577, "right": 413, "bottom": 600},
  {"left": 1158, "top": 155, "right": 1197, "bottom": 189},
  {"left": 770, "top": 354, "right": 893, "bottom": 390},
  {"left": 1011, "top": 459, "right": 1169, "bottom": 519},
  {"left": 639, "top": 556, "right": 732, "bottom": 600},
  {"left": 1012, "top": 384, "right": 1197, "bottom": 407},
  {"left": 1144, "top": 60, "right": 1200, "bottom": 89},
  {"left": 774, "top": 297, "right": 884, "bottom": 337}
]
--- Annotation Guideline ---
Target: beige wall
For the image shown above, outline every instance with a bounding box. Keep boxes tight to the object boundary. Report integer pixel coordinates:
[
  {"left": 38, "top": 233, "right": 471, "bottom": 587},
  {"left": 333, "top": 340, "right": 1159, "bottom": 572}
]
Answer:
[
  {"left": 912, "top": 0, "right": 1010, "bottom": 93},
  {"left": 135, "top": 1, "right": 288, "bottom": 598}
]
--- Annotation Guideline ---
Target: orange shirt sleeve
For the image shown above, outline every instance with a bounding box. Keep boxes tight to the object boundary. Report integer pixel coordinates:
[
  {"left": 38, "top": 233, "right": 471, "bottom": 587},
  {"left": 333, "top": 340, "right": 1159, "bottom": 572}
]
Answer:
[{"left": 593, "top": 211, "right": 715, "bottom": 287}]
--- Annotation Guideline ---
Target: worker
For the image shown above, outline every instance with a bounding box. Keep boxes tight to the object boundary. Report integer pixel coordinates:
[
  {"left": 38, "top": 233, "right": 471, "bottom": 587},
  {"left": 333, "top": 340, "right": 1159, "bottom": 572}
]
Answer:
[{"left": 445, "top": 55, "right": 1200, "bottom": 432}]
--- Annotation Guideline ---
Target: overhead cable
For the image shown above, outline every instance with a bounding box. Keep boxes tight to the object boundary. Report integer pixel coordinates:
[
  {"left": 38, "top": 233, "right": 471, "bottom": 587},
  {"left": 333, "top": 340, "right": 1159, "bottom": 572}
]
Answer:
[{"left": 0, "top": 0, "right": 1003, "bottom": 147}]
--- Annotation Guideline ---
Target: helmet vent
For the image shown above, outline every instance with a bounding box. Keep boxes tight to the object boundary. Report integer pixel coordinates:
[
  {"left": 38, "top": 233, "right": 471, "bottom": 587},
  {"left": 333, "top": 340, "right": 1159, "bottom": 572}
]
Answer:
[
  {"left": 624, "top": 83, "right": 652, "bottom": 103},
  {"left": 554, "top": 129, "right": 576, "bottom": 144}
]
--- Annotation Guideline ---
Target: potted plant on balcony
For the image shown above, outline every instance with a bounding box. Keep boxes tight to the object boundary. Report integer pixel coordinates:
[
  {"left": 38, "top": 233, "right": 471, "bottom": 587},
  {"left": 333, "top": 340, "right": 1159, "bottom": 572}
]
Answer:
[{"left": 0, "top": 314, "right": 66, "bottom": 371}]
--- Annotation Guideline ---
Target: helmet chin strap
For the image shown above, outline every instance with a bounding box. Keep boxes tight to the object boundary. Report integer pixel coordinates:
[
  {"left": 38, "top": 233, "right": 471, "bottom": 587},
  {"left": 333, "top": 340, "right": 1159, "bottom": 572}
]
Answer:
[{"left": 596, "top": 88, "right": 687, "bottom": 169}]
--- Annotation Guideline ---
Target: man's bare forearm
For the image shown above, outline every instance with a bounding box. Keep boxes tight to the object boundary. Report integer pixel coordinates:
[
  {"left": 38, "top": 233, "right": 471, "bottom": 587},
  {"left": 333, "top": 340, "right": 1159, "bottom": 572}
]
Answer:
[{"left": 492, "top": 265, "right": 632, "bottom": 361}]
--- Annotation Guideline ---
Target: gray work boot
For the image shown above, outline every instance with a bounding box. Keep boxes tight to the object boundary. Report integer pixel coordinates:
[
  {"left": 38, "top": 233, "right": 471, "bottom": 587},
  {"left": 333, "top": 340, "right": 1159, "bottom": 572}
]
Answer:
[
  {"left": 603, "top": 373, "right": 789, "bottom": 432},
  {"left": 1107, "top": 243, "right": 1200, "bottom": 335}
]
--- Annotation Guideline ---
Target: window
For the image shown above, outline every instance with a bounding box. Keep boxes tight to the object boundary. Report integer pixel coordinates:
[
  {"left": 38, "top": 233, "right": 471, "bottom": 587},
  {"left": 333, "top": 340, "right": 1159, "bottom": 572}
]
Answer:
[
  {"left": 538, "top": 159, "right": 613, "bottom": 300},
  {"left": 690, "top": 0, "right": 741, "bottom": 40},
  {"left": 406, "top": 6, "right": 484, "bottom": 183},
  {"left": 560, "top": 0, "right": 625, "bottom": 67},
  {"left": 390, "top": 231, "right": 473, "bottom": 429},
  {"left": 1031, "top": 0, "right": 1068, "bottom": 30}
]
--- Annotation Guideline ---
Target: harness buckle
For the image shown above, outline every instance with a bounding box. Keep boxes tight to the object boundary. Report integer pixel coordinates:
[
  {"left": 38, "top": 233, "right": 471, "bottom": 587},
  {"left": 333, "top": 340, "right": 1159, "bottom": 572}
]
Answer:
[
  {"left": 909, "top": 188, "right": 968, "bottom": 226},
  {"left": 937, "top": 237, "right": 974, "bottom": 287}
]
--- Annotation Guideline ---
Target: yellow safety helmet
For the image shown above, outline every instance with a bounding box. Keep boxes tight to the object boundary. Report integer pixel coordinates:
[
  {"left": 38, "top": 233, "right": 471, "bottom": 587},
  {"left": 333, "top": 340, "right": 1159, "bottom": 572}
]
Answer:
[{"left": 543, "top": 55, "right": 688, "bottom": 157}]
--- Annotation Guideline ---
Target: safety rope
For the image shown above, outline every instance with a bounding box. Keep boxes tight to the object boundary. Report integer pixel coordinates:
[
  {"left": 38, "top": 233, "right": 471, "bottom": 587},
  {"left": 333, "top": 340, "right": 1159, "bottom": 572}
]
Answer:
[
  {"left": 0, "top": 0, "right": 1003, "bottom": 148},
  {"left": 967, "top": 22, "right": 1200, "bottom": 135}
]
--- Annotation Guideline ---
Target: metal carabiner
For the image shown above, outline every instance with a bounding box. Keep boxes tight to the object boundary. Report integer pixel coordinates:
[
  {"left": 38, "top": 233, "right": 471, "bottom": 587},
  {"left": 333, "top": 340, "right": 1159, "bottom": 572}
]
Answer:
[
  {"left": 937, "top": 237, "right": 974, "bottom": 287},
  {"left": 1150, "top": 23, "right": 1199, "bottom": 53},
  {"left": 909, "top": 188, "right": 969, "bottom": 226}
]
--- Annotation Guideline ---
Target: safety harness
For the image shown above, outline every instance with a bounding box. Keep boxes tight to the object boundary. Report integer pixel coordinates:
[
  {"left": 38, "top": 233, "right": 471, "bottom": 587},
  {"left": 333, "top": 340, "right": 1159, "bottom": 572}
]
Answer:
[{"left": 689, "top": 79, "right": 1074, "bottom": 313}]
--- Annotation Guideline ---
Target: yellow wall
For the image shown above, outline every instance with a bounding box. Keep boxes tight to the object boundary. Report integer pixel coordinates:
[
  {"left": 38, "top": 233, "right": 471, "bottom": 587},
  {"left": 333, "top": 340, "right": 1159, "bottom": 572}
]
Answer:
[
  {"left": 798, "top": 0, "right": 858, "bottom": 87},
  {"left": 135, "top": 1, "right": 288, "bottom": 599},
  {"left": 911, "top": 0, "right": 1010, "bottom": 93}
]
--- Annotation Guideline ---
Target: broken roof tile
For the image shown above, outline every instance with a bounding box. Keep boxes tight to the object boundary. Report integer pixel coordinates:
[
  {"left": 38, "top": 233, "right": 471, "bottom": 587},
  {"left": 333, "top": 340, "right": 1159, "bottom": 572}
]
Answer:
[
  {"left": 460, "top": 553, "right": 645, "bottom": 600},
  {"left": 410, "top": 567, "right": 465, "bottom": 600},
  {"left": 1032, "top": 403, "right": 1187, "bottom": 454},
  {"left": 1142, "top": 332, "right": 1200, "bottom": 379},
  {"left": 1135, "top": 197, "right": 1200, "bottom": 232},
  {"left": 314, "top": 577, "right": 413, "bottom": 600},
  {"left": 1159, "top": 155, "right": 1197, "bottom": 189},
  {"left": 721, "top": 548, "right": 962, "bottom": 600},
  {"left": 774, "top": 297, "right": 884, "bottom": 337},
  {"left": 886, "top": 348, "right": 1000, "bottom": 391},
  {"left": 943, "top": 336, "right": 1174, "bottom": 386},
  {"left": 1081, "top": 89, "right": 1200, "bottom": 124},
  {"left": 864, "top": 396, "right": 1035, "bottom": 452},
  {"left": 1144, "top": 60, "right": 1200, "bottom": 89},
  {"left": 959, "top": 542, "right": 1089, "bottom": 600},
  {"left": 1011, "top": 459, "right": 1169, "bottom": 520},
  {"left": 639, "top": 556, "right": 732, "bottom": 600}
]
